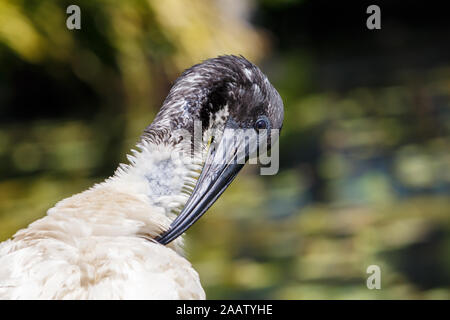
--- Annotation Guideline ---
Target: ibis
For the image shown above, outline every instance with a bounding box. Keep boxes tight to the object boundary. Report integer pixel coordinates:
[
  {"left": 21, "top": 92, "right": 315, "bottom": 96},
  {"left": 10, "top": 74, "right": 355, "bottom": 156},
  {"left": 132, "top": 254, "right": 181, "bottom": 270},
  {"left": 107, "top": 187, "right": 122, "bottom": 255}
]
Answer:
[{"left": 0, "top": 55, "right": 284, "bottom": 299}]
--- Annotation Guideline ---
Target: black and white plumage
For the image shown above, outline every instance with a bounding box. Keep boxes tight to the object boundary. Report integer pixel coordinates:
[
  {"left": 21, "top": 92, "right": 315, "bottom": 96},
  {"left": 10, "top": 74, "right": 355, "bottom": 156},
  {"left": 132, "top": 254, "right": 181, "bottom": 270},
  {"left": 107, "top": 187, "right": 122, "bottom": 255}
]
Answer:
[
  {"left": 143, "top": 55, "right": 283, "bottom": 145},
  {"left": 0, "top": 55, "right": 284, "bottom": 299}
]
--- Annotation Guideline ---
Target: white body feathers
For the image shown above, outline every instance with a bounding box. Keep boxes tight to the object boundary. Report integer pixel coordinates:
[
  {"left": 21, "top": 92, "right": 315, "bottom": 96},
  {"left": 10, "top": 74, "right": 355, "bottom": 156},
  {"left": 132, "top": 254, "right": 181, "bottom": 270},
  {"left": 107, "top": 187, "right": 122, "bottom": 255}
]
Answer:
[{"left": 0, "top": 142, "right": 206, "bottom": 299}]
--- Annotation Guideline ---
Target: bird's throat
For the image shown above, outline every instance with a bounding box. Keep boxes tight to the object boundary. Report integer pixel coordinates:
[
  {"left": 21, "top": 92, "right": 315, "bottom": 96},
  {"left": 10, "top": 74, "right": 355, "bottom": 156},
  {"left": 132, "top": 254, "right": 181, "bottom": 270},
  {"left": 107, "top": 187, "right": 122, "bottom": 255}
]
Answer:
[{"left": 108, "top": 140, "right": 204, "bottom": 221}]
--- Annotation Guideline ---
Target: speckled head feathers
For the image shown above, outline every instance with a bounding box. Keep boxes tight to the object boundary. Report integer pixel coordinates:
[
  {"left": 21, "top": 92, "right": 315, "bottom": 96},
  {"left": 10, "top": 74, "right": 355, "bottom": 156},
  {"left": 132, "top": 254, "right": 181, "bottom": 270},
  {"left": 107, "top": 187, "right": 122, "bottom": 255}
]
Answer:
[{"left": 142, "top": 55, "right": 284, "bottom": 145}]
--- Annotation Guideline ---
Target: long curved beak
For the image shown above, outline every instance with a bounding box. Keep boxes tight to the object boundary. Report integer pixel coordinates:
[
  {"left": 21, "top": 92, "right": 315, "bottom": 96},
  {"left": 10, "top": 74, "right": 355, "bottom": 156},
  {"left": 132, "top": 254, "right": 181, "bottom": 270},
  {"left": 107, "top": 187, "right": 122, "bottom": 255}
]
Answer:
[{"left": 156, "top": 128, "right": 247, "bottom": 245}]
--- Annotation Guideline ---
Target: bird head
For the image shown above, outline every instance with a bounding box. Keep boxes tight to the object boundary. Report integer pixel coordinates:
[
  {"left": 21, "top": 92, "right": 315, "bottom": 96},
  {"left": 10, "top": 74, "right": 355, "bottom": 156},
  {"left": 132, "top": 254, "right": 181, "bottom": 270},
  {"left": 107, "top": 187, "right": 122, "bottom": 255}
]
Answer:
[{"left": 143, "top": 55, "right": 284, "bottom": 244}]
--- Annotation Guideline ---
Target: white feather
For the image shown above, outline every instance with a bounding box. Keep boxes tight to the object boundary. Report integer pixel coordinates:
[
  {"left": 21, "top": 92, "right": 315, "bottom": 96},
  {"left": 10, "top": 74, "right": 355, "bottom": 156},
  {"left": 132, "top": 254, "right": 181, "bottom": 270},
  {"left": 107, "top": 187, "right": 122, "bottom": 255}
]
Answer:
[{"left": 0, "top": 141, "right": 206, "bottom": 300}]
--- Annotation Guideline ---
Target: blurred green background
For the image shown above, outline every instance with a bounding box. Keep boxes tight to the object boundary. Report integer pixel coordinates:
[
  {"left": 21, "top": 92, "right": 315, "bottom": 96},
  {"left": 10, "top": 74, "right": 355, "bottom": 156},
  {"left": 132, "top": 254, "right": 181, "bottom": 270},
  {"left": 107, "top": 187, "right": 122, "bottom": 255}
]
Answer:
[{"left": 0, "top": 0, "right": 449, "bottom": 299}]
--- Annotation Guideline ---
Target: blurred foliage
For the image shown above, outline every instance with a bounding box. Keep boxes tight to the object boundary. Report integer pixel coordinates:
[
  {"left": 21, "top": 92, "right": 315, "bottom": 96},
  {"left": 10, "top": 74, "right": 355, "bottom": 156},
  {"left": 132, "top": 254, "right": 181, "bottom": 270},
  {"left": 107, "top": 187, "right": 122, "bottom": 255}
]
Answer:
[{"left": 0, "top": 0, "right": 449, "bottom": 299}]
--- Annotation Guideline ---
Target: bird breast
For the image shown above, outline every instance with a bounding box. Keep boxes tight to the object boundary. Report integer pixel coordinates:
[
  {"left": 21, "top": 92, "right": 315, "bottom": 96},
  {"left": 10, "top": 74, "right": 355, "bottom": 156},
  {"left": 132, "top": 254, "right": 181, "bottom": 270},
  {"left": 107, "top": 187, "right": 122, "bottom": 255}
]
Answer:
[{"left": 0, "top": 185, "right": 205, "bottom": 299}]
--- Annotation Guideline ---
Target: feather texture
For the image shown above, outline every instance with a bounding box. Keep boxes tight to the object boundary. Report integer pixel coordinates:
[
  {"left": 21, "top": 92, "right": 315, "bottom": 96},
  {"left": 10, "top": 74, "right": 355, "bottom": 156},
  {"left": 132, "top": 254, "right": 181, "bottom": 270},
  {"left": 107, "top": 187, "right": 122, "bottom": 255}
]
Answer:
[{"left": 0, "top": 142, "right": 205, "bottom": 300}]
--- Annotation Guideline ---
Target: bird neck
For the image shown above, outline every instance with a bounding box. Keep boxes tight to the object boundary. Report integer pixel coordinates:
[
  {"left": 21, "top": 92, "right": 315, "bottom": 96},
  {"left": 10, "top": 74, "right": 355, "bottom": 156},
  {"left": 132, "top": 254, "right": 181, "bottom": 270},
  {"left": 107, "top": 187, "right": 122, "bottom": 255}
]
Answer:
[
  {"left": 105, "top": 139, "right": 203, "bottom": 221},
  {"left": 17, "top": 141, "right": 198, "bottom": 257}
]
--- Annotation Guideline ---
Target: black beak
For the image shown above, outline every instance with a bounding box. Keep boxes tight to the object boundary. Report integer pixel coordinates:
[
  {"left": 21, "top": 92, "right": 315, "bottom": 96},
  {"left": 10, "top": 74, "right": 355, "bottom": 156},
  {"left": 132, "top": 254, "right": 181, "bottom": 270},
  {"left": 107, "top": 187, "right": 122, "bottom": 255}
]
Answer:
[{"left": 156, "top": 129, "right": 248, "bottom": 245}]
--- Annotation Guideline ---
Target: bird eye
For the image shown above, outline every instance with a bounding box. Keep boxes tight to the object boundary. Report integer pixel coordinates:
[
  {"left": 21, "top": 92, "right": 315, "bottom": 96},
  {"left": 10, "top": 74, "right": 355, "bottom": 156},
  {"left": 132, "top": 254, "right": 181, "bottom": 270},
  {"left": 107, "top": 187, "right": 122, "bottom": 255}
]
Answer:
[{"left": 254, "top": 118, "right": 269, "bottom": 131}]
